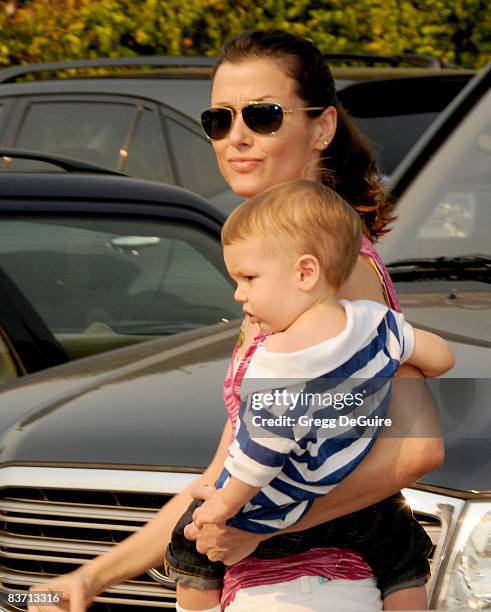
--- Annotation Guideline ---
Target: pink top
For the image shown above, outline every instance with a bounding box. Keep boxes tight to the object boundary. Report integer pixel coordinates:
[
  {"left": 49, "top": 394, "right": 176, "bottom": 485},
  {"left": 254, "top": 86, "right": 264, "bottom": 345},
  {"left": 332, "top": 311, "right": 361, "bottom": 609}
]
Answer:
[{"left": 220, "top": 239, "right": 400, "bottom": 609}]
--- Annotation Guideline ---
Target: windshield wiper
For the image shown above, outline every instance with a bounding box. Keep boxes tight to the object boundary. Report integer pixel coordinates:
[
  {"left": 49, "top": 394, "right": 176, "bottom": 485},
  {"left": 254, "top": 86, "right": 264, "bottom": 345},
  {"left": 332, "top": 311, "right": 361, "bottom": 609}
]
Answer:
[{"left": 386, "top": 254, "right": 491, "bottom": 283}]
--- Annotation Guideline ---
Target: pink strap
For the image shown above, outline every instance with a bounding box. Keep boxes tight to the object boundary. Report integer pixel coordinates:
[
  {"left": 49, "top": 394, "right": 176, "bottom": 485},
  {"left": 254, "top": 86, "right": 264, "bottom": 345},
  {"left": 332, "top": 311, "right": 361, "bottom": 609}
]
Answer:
[{"left": 360, "top": 236, "right": 401, "bottom": 312}]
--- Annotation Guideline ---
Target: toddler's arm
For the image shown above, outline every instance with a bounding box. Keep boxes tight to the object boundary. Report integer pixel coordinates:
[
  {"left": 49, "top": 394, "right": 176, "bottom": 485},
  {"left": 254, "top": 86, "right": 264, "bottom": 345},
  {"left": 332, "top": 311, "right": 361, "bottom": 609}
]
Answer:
[
  {"left": 193, "top": 477, "right": 260, "bottom": 528},
  {"left": 193, "top": 428, "right": 295, "bottom": 527},
  {"left": 407, "top": 328, "right": 455, "bottom": 378},
  {"left": 193, "top": 386, "right": 298, "bottom": 528}
]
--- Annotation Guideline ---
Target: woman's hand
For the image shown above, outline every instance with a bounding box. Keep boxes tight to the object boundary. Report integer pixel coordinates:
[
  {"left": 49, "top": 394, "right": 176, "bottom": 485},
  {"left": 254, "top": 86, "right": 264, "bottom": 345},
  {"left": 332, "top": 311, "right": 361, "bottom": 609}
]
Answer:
[
  {"left": 27, "top": 570, "right": 95, "bottom": 612},
  {"left": 184, "top": 520, "right": 264, "bottom": 565},
  {"left": 184, "top": 484, "right": 265, "bottom": 565}
]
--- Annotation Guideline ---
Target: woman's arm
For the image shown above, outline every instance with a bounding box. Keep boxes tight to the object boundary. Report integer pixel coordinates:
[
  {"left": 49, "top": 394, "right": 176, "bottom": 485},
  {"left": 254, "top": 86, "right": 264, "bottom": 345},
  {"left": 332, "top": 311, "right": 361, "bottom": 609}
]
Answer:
[
  {"left": 29, "top": 419, "right": 233, "bottom": 611},
  {"left": 284, "top": 394, "right": 443, "bottom": 532},
  {"left": 282, "top": 359, "right": 444, "bottom": 531},
  {"left": 81, "top": 418, "right": 232, "bottom": 590},
  {"left": 289, "top": 439, "right": 443, "bottom": 530}
]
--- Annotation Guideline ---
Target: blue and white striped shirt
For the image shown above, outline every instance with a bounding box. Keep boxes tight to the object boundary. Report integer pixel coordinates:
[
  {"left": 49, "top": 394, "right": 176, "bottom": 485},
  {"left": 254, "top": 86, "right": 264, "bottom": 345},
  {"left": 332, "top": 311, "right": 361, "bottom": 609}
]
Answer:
[{"left": 216, "top": 300, "right": 414, "bottom": 534}]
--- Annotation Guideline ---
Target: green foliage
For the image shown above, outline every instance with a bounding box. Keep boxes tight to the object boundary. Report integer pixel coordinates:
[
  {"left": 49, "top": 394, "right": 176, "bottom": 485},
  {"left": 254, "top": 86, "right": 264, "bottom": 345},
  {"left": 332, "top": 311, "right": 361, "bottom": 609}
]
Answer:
[{"left": 0, "top": 0, "right": 489, "bottom": 68}]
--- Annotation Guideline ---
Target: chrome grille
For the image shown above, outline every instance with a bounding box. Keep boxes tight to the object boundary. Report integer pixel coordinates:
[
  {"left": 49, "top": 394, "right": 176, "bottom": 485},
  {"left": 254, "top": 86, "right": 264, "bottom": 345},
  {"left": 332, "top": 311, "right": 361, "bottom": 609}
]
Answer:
[
  {"left": 0, "top": 481, "right": 459, "bottom": 610},
  {"left": 0, "top": 487, "right": 177, "bottom": 609}
]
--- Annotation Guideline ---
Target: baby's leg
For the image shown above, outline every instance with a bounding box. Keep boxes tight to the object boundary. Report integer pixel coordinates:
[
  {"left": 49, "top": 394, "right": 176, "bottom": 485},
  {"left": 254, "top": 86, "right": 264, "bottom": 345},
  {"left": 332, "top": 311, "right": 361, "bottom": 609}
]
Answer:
[
  {"left": 330, "top": 494, "right": 432, "bottom": 611},
  {"left": 176, "top": 584, "right": 221, "bottom": 612},
  {"left": 383, "top": 585, "right": 428, "bottom": 610},
  {"left": 167, "top": 500, "right": 224, "bottom": 612}
]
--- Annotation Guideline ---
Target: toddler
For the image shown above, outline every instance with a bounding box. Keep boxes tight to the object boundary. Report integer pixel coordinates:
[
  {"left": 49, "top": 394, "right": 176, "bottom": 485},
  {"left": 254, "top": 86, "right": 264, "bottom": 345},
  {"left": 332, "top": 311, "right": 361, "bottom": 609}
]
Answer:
[{"left": 165, "top": 180, "right": 454, "bottom": 612}]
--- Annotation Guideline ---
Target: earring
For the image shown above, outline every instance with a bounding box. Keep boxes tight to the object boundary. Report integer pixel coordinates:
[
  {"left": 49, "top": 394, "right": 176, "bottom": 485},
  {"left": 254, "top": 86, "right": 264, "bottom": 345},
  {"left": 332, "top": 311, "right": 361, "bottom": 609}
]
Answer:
[
  {"left": 271, "top": 131, "right": 276, "bottom": 136},
  {"left": 322, "top": 141, "right": 328, "bottom": 149}
]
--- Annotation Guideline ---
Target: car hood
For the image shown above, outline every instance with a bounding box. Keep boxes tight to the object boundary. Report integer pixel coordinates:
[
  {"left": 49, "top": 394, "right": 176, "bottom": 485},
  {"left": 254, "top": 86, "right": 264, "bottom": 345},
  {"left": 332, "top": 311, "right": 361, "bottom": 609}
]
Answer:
[
  {"left": 0, "top": 322, "right": 237, "bottom": 471},
  {"left": 0, "top": 320, "right": 488, "bottom": 493},
  {"left": 396, "top": 282, "right": 491, "bottom": 366},
  {"left": 395, "top": 289, "right": 491, "bottom": 493}
]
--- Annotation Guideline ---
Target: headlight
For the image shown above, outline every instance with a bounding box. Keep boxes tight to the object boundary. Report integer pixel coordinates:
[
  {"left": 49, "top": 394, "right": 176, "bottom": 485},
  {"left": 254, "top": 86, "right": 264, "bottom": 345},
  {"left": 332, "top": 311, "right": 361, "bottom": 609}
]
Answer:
[{"left": 437, "top": 502, "right": 491, "bottom": 609}]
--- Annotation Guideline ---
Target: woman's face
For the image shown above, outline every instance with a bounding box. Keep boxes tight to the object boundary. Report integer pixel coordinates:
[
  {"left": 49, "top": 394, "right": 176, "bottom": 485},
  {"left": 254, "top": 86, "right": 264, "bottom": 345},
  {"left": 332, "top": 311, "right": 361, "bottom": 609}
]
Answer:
[{"left": 210, "top": 59, "right": 334, "bottom": 198}]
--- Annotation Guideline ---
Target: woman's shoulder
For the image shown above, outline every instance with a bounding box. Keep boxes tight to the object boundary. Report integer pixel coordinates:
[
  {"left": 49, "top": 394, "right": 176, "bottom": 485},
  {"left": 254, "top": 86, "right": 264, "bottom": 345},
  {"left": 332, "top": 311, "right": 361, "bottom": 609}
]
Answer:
[{"left": 338, "top": 255, "right": 386, "bottom": 305}]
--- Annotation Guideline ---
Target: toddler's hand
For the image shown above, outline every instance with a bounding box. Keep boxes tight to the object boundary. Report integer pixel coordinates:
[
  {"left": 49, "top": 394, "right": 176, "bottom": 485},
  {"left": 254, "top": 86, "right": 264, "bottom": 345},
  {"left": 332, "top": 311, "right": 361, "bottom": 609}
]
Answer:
[{"left": 192, "top": 489, "right": 233, "bottom": 528}]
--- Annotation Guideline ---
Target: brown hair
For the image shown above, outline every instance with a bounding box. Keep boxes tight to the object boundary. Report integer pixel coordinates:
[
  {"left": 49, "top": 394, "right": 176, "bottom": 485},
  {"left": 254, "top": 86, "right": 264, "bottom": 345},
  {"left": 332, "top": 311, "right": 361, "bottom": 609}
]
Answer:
[
  {"left": 213, "top": 29, "right": 395, "bottom": 242},
  {"left": 222, "top": 180, "right": 361, "bottom": 289}
]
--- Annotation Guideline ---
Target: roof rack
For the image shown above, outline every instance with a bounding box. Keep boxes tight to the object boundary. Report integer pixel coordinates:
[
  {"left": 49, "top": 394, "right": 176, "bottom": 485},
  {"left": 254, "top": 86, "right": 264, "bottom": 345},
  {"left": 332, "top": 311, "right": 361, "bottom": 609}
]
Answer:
[
  {"left": 0, "top": 148, "right": 125, "bottom": 174},
  {"left": 0, "top": 52, "right": 450, "bottom": 84},
  {"left": 0, "top": 56, "right": 217, "bottom": 84},
  {"left": 323, "top": 53, "right": 444, "bottom": 68}
]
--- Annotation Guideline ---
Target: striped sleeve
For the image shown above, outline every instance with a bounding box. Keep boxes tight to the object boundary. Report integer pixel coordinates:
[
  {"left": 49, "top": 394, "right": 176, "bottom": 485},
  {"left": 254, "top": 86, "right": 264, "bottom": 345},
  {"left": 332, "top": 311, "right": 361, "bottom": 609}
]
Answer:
[
  {"left": 224, "top": 390, "right": 297, "bottom": 487},
  {"left": 224, "top": 434, "right": 294, "bottom": 487},
  {"left": 387, "top": 309, "right": 415, "bottom": 363},
  {"left": 391, "top": 310, "right": 415, "bottom": 363},
  {"left": 400, "top": 319, "right": 415, "bottom": 363}
]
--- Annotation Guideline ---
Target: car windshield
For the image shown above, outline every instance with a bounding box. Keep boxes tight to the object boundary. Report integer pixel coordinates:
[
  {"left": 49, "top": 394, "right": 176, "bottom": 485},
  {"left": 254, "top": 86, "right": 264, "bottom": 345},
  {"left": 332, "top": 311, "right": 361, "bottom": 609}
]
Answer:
[
  {"left": 381, "top": 87, "right": 491, "bottom": 261},
  {"left": 378, "top": 85, "right": 491, "bottom": 348},
  {"left": 0, "top": 216, "right": 242, "bottom": 362}
]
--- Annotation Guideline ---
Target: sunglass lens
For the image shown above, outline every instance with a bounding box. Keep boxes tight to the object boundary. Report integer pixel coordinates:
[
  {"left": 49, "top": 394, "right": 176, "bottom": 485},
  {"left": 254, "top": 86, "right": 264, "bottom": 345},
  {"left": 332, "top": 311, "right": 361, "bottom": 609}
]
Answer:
[
  {"left": 201, "top": 108, "right": 232, "bottom": 140},
  {"left": 243, "top": 103, "right": 283, "bottom": 134}
]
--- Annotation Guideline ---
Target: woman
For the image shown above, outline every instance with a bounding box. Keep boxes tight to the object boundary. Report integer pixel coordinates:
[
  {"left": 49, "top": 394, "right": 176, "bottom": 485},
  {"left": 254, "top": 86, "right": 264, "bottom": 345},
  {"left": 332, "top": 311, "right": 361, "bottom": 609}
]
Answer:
[{"left": 29, "top": 30, "right": 443, "bottom": 612}]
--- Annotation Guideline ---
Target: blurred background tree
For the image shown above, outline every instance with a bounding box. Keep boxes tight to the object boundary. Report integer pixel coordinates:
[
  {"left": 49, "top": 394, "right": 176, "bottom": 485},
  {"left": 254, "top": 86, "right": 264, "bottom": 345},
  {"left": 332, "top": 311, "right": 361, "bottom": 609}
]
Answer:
[{"left": 0, "top": 0, "right": 489, "bottom": 68}]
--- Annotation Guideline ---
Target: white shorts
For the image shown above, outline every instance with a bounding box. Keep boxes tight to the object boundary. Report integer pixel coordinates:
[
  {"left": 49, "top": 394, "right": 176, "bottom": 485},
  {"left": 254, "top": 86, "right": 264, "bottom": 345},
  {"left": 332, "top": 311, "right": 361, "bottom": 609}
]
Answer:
[{"left": 224, "top": 576, "right": 382, "bottom": 612}]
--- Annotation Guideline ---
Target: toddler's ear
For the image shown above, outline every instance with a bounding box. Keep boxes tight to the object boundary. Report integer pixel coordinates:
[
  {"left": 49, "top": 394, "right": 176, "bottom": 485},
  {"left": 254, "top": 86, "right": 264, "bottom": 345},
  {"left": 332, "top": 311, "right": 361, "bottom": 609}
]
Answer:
[{"left": 297, "top": 254, "right": 320, "bottom": 289}]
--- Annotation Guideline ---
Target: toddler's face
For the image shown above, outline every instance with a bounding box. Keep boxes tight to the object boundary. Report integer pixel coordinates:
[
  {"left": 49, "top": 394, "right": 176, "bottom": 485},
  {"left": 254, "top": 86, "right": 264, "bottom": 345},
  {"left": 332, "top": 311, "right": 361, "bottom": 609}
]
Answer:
[{"left": 223, "top": 236, "right": 303, "bottom": 333}]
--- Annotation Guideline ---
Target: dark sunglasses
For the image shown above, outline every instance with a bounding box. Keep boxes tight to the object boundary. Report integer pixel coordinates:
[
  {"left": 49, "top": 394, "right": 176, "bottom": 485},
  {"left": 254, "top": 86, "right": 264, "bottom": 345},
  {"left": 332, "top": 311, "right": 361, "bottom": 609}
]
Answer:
[{"left": 200, "top": 102, "right": 324, "bottom": 140}]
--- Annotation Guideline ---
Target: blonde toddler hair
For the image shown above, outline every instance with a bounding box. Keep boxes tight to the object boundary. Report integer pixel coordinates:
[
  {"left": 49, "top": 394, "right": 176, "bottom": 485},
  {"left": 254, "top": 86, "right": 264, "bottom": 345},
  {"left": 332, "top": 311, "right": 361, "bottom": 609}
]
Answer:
[{"left": 222, "top": 180, "right": 362, "bottom": 289}]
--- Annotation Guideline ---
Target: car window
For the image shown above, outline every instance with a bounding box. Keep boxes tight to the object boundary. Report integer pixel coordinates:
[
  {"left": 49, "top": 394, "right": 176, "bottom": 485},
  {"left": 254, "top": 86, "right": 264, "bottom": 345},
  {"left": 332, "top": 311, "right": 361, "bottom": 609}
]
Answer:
[
  {"left": 339, "top": 75, "right": 472, "bottom": 177},
  {"left": 165, "top": 117, "right": 230, "bottom": 198},
  {"left": 14, "top": 101, "right": 135, "bottom": 169},
  {"left": 0, "top": 217, "right": 241, "bottom": 360},
  {"left": 123, "top": 109, "right": 173, "bottom": 182},
  {"left": 354, "top": 112, "right": 437, "bottom": 175}
]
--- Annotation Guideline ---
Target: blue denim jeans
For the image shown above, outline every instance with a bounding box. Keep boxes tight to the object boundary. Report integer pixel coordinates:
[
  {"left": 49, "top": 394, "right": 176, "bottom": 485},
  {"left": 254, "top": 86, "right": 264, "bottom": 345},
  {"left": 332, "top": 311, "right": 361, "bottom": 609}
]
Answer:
[{"left": 164, "top": 492, "right": 432, "bottom": 597}]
